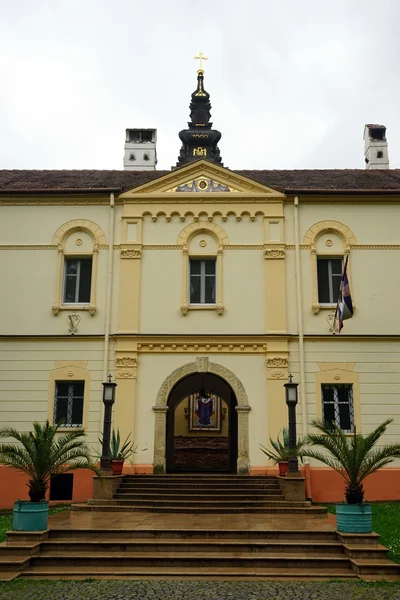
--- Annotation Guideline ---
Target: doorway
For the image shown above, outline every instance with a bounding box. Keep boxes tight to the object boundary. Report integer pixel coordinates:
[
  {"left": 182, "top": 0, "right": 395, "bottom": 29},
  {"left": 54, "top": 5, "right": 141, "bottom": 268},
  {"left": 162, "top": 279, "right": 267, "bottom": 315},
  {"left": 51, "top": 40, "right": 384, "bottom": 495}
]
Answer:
[{"left": 166, "top": 372, "right": 238, "bottom": 473}]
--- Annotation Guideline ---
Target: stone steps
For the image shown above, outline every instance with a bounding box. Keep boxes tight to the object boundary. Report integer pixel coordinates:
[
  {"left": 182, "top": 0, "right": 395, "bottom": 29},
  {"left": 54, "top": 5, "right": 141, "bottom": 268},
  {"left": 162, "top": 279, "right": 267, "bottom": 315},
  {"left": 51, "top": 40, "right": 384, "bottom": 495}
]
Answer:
[
  {"left": 117, "top": 486, "right": 282, "bottom": 494},
  {"left": 45, "top": 528, "right": 340, "bottom": 541},
  {"left": 75, "top": 503, "right": 326, "bottom": 514},
  {"left": 27, "top": 552, "right": 352, "bottom": 569},
  {"left": 40, "top": 538, "right": 345, "bottom": 555},
  {"left": 2, "top": 523, "right": 399, "bottom": 581},
  {"left": 90, "top": 498, "right": 295, "bottom": 507},
  {"left": 20, "top": 565, "right": 358, "bottom": 580}
]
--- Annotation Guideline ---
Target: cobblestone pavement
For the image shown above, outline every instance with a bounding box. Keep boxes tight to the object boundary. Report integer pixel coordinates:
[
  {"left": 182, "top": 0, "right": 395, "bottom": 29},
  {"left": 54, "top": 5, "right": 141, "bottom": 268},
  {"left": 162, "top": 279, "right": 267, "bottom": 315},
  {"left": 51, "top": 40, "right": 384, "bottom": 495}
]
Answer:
[{"left": 0, "top": 580, "right": 400, "bottom": 600}]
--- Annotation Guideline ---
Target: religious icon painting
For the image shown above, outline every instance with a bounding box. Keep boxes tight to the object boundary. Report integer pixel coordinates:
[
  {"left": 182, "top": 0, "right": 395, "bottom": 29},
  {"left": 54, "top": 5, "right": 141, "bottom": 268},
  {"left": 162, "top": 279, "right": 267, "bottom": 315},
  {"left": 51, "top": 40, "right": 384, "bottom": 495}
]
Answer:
[{"left": 189, "top": 392, "right": 221, "bottom": 431}]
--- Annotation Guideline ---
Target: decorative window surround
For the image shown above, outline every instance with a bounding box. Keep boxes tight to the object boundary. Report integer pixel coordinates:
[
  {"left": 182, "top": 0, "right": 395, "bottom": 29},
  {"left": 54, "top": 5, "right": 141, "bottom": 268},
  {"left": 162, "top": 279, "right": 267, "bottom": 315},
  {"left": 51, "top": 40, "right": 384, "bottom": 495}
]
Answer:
[
  {"left": 178, "top": 223, "right": 227, "bottom": 316},
  {"left": 315, "top": 363, "right": 361, "bottom": 433},
  {"left": 47, "top": 362, "right": 91, "bottom": 431},
  {"left": 52, "top": 220, "right": 106, "bottom": 316},
  {"left": 304, "top": 221, "right": 356, "bottom": 316}
]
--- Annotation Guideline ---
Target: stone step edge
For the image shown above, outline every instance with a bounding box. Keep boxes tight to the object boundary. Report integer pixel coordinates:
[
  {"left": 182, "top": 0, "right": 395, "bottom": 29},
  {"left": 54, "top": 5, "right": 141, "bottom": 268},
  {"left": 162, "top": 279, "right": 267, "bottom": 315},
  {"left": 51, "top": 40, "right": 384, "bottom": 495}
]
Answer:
[
  {"left": 89, "top": 500, "right": 310, "bottom": 506},
  {"left": 72, "top": 504, "right": 326, "bottom": 513},
  {"left": 31, "top": 553, "right": 351, "bottom": 562},
  {"left": 41, "top": 539, "right": 344, "bottom": 547},
  {"left": 48, "top": 527, "right": 336, "bottom": 536},
  {"left": 19, "top": 567, "right": 358, "bottom": 578}
]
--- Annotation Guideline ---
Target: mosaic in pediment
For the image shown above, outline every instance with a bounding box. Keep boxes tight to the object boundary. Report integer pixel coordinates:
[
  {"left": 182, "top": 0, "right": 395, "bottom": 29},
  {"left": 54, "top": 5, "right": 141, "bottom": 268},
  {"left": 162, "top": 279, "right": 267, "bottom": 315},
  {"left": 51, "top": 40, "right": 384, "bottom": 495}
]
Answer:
[{"left": 171, "top": 178, "right": 237, "bottom": 193}]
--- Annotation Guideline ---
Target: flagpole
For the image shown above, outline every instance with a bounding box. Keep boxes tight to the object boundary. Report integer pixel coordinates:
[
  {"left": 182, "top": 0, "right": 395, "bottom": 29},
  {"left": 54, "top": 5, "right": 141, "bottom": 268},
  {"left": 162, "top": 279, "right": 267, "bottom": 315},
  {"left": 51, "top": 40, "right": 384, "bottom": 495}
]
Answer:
[{"left": 333, "top": 255, "right": 349, "bottom": 332}]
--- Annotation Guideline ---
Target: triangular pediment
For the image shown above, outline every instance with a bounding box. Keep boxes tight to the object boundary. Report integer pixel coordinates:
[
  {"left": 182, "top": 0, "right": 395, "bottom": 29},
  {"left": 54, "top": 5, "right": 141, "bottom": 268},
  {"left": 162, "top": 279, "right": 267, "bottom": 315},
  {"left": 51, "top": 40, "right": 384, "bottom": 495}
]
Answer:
[{"left": 120, "top": 160, "right": 284, "bottom": 197}]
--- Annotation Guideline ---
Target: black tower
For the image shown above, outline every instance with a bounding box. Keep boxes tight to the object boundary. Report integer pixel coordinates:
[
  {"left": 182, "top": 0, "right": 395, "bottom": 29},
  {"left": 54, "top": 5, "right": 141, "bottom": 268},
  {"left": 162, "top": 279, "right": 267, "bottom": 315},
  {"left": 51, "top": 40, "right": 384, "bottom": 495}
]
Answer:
[{"left": 176, "top": 67, "right": 223, "bottom": 167}]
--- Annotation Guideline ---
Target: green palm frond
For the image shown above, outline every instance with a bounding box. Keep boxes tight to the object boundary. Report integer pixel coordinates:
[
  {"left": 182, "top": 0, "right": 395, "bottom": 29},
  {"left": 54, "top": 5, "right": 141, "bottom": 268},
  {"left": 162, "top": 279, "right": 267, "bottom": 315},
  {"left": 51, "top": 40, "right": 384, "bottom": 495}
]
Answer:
[
  {"left": 302, "top": 418, "right": 400, "bottom": 502},
  {"left": 0, "top": 421, "right": 98, "bottom": 501}
]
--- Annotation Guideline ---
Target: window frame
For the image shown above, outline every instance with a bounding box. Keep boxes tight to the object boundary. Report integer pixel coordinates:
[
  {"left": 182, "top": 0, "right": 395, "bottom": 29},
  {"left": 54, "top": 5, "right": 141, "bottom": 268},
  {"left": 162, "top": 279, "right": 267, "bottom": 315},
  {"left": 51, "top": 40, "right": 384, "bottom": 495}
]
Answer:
[
  {"left": 63, "top": 257, "right": 93, "bottom": 305},
  {"left": 189, "top": 258, "right": 217, "bottom": 305},
  {"left": 53, "top": 380, "right": 85, "bottom": 428},
  {"left": 317, "top": 256, "right": 343, "bottom": 305},
  {"left": 321, "top": 383, "right": 355, "bottom": 433}
]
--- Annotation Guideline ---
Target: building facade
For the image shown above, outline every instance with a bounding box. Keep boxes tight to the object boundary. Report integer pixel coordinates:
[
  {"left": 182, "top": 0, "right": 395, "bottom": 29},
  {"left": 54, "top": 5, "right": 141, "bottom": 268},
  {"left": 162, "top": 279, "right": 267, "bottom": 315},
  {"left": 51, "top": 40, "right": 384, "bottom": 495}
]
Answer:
[{"left": 1, "top": 70, "right": 400, "bottom": 507}]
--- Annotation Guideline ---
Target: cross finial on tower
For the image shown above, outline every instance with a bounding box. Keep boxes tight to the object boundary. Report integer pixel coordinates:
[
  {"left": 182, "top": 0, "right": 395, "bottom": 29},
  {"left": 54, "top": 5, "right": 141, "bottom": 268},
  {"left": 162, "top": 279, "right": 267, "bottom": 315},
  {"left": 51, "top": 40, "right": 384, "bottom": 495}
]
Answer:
[{"left": 194, "top": 51, "right": 208, "bottom": 72}]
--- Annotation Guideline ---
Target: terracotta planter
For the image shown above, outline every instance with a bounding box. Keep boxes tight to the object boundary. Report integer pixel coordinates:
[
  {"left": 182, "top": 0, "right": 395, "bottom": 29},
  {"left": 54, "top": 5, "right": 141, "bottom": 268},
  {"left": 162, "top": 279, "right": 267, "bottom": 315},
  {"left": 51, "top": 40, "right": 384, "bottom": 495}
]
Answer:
[
  {"left": 278, "top": 461, "right": 289, "bottom": 477},
  {"left": 111, "top": 459, "right": 124, "bottom": 475}
]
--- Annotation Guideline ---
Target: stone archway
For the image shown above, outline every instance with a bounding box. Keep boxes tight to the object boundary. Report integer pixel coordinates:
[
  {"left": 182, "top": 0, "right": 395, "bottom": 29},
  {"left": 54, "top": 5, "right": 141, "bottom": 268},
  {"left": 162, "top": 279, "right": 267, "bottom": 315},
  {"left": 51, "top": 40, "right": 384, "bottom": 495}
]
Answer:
[{"left": 153, "top": 357, "right": 251, "bottom": 474}]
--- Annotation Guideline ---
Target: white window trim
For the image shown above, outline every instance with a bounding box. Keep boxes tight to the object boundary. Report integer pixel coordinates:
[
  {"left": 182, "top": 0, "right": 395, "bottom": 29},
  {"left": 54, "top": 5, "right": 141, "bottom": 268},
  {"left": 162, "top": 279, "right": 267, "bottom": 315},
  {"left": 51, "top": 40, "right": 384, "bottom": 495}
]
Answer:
[
  {"left": 181, "top": 248, "right": 224, "bottom": 315},
  {"left": 317, "top": 257, "right": 343, "bottom": 305},
  {"left": 63, "top": 257, "right": 93, "bottom": 305},
  {"left": 189, "top": 258, "right": 217, "bottom": 306}
]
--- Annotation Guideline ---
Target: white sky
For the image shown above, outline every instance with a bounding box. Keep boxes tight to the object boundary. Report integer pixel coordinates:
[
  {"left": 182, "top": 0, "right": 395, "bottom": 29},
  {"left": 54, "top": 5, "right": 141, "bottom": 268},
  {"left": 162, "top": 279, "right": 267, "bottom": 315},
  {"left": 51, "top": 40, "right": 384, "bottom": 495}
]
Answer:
[{"left": 1, "top": 0, "right": 399, "bottom": 171}]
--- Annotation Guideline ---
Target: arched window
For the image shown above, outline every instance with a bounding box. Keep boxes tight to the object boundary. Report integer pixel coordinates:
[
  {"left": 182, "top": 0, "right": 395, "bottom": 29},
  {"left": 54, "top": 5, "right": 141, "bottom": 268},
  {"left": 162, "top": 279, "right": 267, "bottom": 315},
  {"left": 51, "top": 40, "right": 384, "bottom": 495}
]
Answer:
[
  {"left": 303, "top": 221, "right": 356, "bottom": 315},
  {"left": 51, "top": 220, "right": 107, "bottom": 316}
]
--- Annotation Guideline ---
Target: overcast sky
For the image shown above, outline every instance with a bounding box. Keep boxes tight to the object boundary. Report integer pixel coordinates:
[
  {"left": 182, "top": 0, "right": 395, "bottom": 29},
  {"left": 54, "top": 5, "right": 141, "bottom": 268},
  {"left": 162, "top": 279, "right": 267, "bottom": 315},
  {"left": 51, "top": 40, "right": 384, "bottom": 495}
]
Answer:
[{"left": 1, "top": 0, "right": 399, "bottom": 171}]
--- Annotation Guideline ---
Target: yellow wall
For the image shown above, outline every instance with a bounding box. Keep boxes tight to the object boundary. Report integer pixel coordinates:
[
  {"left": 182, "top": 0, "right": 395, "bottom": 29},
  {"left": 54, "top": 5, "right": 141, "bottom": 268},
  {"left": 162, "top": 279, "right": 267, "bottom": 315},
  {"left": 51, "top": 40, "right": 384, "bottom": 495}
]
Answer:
[{"left": 2, "top": 165, "right": 400, "bottom": 474}]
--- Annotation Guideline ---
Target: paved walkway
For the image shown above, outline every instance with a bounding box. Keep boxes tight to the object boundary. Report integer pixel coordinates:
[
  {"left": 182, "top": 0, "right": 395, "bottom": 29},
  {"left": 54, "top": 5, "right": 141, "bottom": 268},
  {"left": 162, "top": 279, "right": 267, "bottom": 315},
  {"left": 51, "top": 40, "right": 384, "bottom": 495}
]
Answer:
[
  {"left": 48, "top": 509, "right": 335, "bottom": 531},
  {"left": 0, "top": 580, "right": 399, "bottom": 599}
]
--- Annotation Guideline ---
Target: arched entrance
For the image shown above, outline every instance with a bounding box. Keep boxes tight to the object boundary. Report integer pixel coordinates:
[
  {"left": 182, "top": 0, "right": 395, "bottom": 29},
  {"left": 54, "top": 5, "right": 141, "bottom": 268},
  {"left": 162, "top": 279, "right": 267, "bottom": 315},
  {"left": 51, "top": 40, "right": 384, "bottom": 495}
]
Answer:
[
  {"left": 166, "top": 372, "right": 238, "bottom": 473},
  {"left": 153, "top": 358, "right": 251, "bottom": 474}
]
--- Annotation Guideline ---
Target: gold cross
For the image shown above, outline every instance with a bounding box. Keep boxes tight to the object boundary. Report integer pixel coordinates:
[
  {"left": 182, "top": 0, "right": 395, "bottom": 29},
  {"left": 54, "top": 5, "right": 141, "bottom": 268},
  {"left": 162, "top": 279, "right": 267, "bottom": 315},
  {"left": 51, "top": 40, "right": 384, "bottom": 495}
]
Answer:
[{"left": 194, "top": 51, "right": 208, "bottom": 72}]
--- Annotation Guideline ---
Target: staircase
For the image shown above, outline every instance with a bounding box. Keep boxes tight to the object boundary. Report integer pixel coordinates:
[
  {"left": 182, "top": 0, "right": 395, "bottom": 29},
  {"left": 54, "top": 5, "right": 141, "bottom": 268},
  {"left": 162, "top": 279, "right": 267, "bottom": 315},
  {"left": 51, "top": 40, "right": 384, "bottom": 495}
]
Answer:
[
  {"left": 1, "top": 526, "right": 399, "bottom": 580},
  {"left": 74, "top": 474, "right": 326, "bottom": 514},
  {"left": 1, "top": 475, "right": 399, "bottom": 581}
]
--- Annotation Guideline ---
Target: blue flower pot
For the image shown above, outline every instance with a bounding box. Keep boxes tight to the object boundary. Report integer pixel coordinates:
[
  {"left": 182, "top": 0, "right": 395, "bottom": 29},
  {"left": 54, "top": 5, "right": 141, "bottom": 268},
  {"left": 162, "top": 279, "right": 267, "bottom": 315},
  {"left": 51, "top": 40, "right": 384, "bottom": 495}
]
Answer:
[
  {"left": 13, "top": 500, "right": 49, "bottom": 531},
  {"left": 336, "top": 502, "right": 372, "bottom": 533}
]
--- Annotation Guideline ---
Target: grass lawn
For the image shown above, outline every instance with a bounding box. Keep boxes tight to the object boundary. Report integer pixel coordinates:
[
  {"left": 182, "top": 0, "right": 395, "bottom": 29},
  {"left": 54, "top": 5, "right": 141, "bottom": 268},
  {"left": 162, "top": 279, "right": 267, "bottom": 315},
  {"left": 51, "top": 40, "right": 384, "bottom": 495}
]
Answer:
[
  {"left": 326, "top": 502, "right": 400, "bottom": 563},
  {"left": 0, "top": 505, "right": 70, "bottom": 543}
]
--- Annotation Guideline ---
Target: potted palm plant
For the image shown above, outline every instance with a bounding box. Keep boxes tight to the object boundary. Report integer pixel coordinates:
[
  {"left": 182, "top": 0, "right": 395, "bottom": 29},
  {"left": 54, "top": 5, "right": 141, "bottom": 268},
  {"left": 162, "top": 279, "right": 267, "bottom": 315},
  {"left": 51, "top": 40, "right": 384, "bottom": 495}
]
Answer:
[
  {"left": 260, "top": 427, "right": 306, "bottom": 476},
  {"left": 301, "top": 419, "right": 400, "bottom": 533},
  {"left": 107, "top": 429, "right": 137, "bottom": 475},
  {"left": 0, "top": 421, "right": 98, "bottom": 531}
]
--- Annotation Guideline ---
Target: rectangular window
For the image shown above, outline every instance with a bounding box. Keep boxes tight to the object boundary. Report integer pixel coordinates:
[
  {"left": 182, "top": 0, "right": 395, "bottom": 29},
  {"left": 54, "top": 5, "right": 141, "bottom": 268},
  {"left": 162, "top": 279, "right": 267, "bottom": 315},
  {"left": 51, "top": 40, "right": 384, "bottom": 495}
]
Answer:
[
  {"left": 189, "top": 259, "right": 216, "bottom": 304},
  {"left": 54, "top": 381, "right": 84, "bottom": 428},
  {"left": 322, "top": 384, "right": 354, "bottom": 432},
  {"left": 63, "top": 258, "right": 92, "bottom": 303},
  {"left": 317, "top": 258, "right": 342, "bottom": 304}
]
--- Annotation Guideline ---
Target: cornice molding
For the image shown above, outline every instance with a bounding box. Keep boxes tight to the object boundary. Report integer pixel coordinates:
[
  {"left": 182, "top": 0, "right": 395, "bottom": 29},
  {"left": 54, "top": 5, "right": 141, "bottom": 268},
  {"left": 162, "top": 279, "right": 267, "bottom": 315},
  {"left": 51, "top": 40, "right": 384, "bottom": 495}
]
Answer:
[
  {"left": 286, "top": 244, "right": 400, "bottom": 251},
  {"left": 0, "top": 336, "right": 104, "bottom": 343}
]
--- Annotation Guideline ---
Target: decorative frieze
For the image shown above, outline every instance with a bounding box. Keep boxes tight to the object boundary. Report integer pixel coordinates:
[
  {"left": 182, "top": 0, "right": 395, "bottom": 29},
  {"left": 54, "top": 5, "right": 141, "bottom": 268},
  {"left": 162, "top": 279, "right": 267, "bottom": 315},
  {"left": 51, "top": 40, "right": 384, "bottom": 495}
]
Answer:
[
  {"left": 266, "top": 357, "right": 288, "bottom": 368},
  {"left": 266, "top": 356, "right": 289, "bottom": 380},
  {"left": 120, "top": 248, "right": 142, "bottom": 259},
  {"left": 135, "top": 338, "right": 270, "bottom": 353},
  {"left": 116, "top": 356, "right": 139, "bottom": 379},
  {"left": 264, "top": 246, "right": 286, "bottom": 259}
]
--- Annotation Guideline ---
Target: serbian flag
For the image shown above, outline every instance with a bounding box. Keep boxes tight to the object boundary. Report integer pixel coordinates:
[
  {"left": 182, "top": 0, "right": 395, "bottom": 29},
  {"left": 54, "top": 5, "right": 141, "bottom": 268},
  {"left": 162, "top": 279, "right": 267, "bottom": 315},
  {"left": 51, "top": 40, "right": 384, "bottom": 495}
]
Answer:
[{"left": 337, "top": 256, "right": 353, "bottom": 333}]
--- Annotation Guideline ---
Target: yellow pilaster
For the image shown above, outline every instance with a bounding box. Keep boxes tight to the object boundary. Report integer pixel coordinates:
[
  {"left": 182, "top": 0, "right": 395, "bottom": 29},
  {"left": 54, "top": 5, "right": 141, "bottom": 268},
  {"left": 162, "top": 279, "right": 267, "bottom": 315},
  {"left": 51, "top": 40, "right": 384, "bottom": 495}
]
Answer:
[
  {"left": 114, "top": 351, "right": 139, "bottom": 446},
  {"left": 118, "top": 215, "right": 143, "bottom": 333},
  {"left": 265, "top": 340, "right": 289, "bottom": 442},
  {"left": 263, "top": 210, "right": 287, "bottom": 333}
]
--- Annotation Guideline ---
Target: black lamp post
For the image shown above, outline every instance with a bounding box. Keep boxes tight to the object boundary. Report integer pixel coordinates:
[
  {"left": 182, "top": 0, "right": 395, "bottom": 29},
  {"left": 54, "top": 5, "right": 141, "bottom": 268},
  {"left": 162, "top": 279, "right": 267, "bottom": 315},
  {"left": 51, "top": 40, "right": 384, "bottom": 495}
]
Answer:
[
  {"left": 284, "top": 374, "right": 301, "bottom": 476},
  {"left": 100, "top": 374, "right": 117, "bottom": 471}
]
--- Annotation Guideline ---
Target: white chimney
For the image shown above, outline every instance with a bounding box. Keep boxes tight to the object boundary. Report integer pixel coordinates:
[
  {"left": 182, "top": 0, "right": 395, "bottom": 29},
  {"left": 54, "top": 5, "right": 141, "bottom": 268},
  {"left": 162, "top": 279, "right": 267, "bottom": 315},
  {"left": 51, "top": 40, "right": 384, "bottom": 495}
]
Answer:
[
  {"left": 124, "top": 128, "right": 157, "bottom": 171},
  {"left": 363, "top": 124, "right": 389, "bottom": 169}
]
